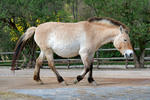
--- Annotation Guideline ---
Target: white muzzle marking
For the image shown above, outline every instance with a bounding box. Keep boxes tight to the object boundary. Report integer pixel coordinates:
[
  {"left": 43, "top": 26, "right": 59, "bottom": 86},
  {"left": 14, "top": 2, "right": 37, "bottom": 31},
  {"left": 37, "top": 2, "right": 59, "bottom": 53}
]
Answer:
[{"left": 124, "top": 50, "right": 133, "bottom": 58}]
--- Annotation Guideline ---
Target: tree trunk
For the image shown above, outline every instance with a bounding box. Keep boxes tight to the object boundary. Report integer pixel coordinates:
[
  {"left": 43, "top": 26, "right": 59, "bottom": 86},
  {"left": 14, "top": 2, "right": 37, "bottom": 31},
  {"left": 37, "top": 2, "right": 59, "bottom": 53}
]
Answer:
[
  {"left": 133, "top": 53, "right": 140, "bottom": 68},
  {"left": 72, "top": 0, "right": 78, "bottom": 21},
  {"left": 75, "top": 0, "right": 78, "bottom": 21},
  {"left": 133, "top": 48, "right": 145, "bottom": 68},
  {"left": 72, "top": 0, "right": 75, "bottom": 20},
  {"left": 139, "top": 49, "right": 145, "bottom": 68}
]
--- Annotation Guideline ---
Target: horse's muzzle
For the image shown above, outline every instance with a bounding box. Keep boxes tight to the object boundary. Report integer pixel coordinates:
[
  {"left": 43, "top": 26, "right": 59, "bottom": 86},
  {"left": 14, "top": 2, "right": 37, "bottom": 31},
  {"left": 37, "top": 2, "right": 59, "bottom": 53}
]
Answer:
[{"left": 124, "top": 50, "right": 133, "bottom": 59}]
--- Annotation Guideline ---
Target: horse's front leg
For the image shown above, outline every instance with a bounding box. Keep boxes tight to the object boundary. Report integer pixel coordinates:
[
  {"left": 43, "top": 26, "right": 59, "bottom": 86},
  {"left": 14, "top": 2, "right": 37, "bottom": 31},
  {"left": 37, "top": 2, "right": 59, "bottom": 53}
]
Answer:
[
  {"left": 88, "top": 62, "right": 97, "bottom": 86},
  {"left": 74, "top": 66, "right": 90, "bottom": 84},
  {"left": 74, "top": 52, "right": 94, "bottom": 84}
]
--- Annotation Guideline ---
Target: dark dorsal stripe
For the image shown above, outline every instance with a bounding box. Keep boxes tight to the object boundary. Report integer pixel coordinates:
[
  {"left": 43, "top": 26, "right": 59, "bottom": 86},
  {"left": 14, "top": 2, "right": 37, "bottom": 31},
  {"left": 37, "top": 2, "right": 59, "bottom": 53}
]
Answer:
[{"left": 88, "top": 17, "right": 129, "bottom": 31}]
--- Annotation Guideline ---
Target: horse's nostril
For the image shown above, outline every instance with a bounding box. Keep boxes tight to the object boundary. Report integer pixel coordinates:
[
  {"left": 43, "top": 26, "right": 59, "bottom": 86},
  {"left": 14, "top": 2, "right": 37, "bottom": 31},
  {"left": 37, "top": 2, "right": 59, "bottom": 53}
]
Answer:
[{"left": 130, "top": 53, "right": 133, "bottom": 57}]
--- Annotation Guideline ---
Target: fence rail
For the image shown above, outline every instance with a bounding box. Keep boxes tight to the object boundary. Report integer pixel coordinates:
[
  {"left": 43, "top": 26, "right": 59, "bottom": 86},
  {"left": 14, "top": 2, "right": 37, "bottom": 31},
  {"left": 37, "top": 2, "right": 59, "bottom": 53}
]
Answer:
[{"left": 0, "top": 48, "right": 150, "bottom": 69}]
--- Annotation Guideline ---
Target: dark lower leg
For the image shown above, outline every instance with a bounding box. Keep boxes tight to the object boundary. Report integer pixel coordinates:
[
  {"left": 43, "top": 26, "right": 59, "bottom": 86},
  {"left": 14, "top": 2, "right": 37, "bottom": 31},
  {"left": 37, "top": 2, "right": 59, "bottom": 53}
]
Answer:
[
  {"left": 33, "top": 71, "right": 40, "bottom": 81},
  {"left": 57, "top": 75, "right": 64, "bottom": 83},
  {"left": 88, "top": 63, "right": 95, "bottom": 83},
  {"left": 76, "top": 67, "right": 89, "bottom": 83},
  {"left": 52, "top": 69, "right": 65, "bottom": 83},
  {"left": 49, "top": 64, "right": 64, "bottom": 83}
]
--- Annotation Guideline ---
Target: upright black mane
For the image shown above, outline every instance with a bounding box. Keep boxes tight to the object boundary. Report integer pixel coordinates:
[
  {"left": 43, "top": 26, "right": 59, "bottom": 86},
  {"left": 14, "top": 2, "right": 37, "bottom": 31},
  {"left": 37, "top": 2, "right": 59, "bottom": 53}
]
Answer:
[{"left": 88, "top": 17, "right": 129, "bottom": 31}]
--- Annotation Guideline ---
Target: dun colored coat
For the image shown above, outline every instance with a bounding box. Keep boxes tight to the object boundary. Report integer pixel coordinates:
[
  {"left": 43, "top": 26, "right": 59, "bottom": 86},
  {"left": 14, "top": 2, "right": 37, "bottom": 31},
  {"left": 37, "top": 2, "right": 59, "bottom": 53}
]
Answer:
[{"left": 12, "top": 17, "right": 133, "bottom": 85}]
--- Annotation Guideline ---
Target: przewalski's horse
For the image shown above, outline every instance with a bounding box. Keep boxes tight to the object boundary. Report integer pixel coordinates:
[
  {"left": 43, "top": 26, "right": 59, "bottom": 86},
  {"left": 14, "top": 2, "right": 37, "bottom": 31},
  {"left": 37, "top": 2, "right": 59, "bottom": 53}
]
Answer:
[{"left": 12, "top": 17, "right": 133, "bottom": 85}]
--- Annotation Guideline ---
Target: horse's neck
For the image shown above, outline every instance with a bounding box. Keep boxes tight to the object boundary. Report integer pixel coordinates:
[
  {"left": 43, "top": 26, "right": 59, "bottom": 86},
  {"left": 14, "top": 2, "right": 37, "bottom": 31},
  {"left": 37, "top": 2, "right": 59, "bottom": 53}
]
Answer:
[{"left": 98, "top": 28, "right": 119, "bottom": 46}]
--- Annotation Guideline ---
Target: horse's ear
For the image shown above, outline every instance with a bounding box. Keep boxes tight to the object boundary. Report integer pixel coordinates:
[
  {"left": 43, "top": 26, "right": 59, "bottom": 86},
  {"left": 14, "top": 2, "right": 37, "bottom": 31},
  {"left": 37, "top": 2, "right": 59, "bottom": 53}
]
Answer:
[{"left": 119, "top": 25, "right": 123, "bottom": 33}]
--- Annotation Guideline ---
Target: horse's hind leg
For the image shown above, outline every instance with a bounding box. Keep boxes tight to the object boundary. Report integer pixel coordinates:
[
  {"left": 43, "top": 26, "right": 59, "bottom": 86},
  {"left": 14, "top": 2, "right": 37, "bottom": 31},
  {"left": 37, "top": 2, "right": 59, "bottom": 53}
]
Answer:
[
  {"left": 45, "top": 49, "right": 67, "bottom": 85},
  {"left": 33, "top": 51, "right": 45, "bottom": 84}
]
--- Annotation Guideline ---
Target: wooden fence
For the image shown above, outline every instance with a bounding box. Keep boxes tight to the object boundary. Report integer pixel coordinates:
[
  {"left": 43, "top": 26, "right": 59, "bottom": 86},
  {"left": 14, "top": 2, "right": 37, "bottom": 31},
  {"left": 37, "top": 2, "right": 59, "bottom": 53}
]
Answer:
[{"left": 0, "top": 48, "right": 150, "bottom": 69}]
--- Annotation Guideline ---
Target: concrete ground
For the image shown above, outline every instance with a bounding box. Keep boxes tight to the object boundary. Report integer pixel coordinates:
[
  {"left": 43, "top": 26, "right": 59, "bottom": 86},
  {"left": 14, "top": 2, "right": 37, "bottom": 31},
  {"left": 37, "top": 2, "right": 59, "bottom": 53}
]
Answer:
[{"left": 0, "top": 67, "right": 150, "bottom": 100}]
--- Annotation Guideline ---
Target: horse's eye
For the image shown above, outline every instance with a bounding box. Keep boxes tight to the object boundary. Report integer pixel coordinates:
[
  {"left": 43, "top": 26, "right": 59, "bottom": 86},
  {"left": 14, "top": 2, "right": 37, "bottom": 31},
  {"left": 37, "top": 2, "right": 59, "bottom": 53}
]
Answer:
[{"left": 124, "top": 39, "right": 127, "bottom": 41}]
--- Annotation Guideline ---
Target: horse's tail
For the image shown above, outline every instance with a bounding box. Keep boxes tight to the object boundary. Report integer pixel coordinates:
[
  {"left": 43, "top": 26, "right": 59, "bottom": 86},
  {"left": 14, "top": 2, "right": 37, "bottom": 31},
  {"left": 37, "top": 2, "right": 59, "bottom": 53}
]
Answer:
[{"left": 11, "top": 27, "right": 36, "bottom": 70}]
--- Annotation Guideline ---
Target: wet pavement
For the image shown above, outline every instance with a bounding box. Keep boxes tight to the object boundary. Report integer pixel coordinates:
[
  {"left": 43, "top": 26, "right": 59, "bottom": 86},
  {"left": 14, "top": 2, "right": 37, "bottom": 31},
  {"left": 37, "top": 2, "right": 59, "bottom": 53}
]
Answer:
[{"left": 12, "top": 86, "right": 150, "bottom": 100}]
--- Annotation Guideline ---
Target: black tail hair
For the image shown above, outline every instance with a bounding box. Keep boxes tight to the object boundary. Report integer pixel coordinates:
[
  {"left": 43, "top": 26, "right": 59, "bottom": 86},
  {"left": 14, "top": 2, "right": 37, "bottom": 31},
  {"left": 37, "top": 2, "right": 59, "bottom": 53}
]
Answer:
[
  {"left": 11, "top": 27, "right": 36, "bottom": 70},
  {"left": 11, "top": 35, "right": 26, "bottom": 70}
]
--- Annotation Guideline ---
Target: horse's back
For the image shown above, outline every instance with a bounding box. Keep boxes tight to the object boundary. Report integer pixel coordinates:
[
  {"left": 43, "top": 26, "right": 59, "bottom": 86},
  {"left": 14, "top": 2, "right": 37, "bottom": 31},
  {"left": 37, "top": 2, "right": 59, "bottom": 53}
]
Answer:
[{"left": 34, "top": 21, "right": 87, "bottom": 58}]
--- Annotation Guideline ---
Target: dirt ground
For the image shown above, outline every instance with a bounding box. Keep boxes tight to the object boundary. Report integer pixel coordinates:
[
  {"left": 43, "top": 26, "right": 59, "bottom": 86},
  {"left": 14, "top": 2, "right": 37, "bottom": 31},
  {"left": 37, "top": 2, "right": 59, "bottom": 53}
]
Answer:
[{"left": 0, "top": 67, "right": 150, "bottom": 100}]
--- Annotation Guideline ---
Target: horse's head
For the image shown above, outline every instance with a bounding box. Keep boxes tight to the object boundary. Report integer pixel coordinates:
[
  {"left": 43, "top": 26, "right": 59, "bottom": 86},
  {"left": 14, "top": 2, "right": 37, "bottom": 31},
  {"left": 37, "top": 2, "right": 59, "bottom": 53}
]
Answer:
[{"left": 113, "top": 26, "right": 133, "bottom": 58}]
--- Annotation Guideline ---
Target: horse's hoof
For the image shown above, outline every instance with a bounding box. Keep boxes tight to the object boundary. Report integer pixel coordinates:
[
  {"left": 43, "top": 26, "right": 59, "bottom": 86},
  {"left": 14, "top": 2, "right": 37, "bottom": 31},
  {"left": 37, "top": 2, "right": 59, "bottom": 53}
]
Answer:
[
  {"left": 91, "top": 81, "right": 98, "bottom": 86},
  {"left": 60, "top": 81, "right": 68, "bottom": 86}
]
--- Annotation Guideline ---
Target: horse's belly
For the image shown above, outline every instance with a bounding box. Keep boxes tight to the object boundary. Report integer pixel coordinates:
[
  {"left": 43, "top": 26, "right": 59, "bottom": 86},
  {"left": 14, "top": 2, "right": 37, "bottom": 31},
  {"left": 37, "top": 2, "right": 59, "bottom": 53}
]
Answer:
[{"left": 51, "top": 42, "right": 80, "bottom": 58}]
